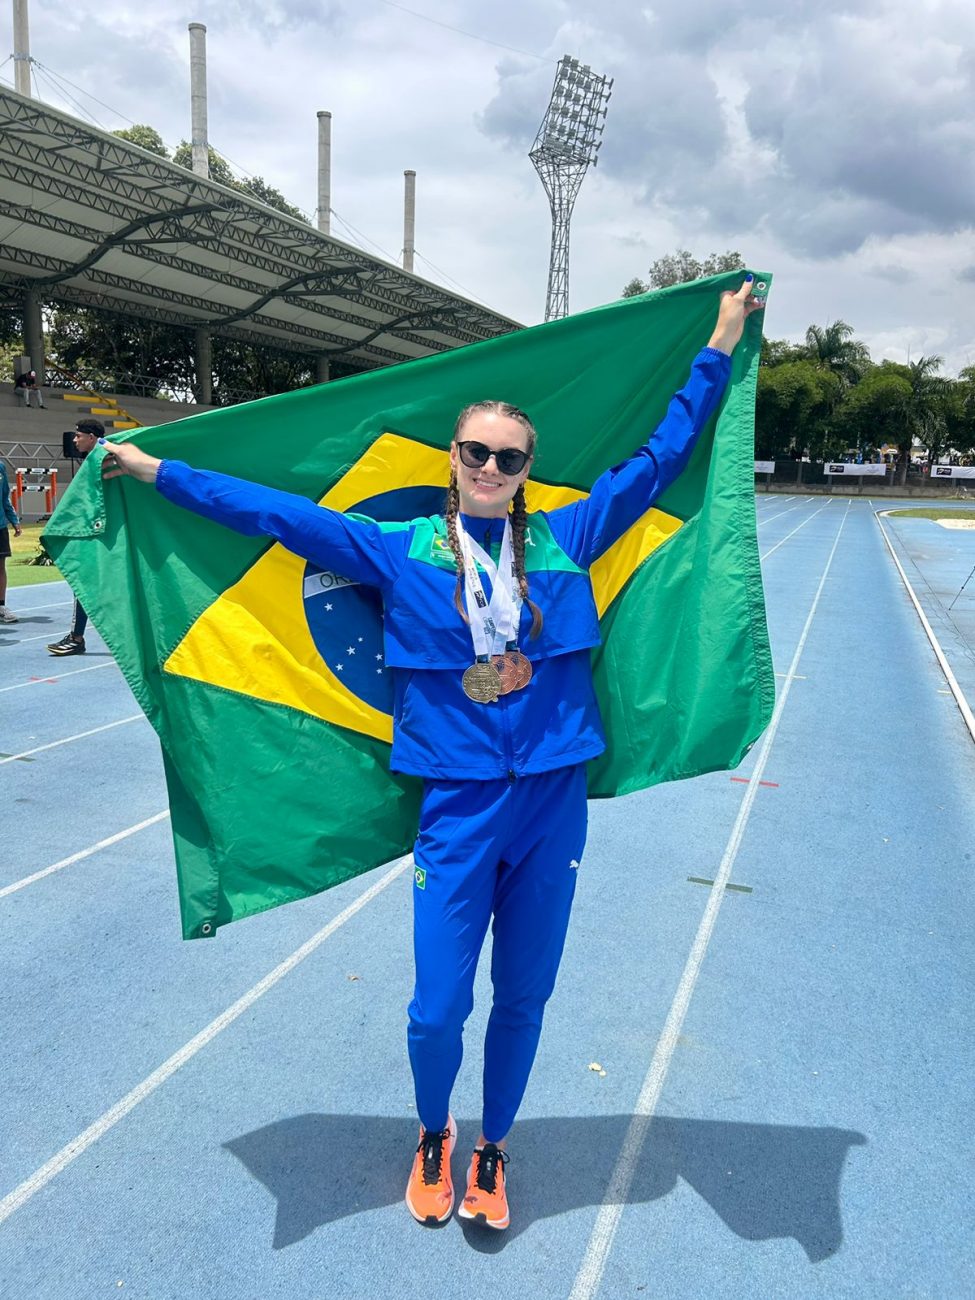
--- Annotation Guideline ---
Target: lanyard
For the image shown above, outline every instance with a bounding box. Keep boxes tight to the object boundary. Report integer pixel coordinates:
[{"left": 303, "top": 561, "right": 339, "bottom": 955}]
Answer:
[{"left": 454, "top": 515, "right": 522, "bottom": 659}]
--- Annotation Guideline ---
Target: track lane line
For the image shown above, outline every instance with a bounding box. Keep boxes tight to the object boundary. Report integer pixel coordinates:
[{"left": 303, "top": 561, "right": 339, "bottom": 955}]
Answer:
[
  {"left": 757, "top": 501, "right": 805, "bottom": 525},
  {"left": 875, "top": 512, "right": 975, "bottom": 742},
  {"left": 0, "top": 631, "right": 75, "bottom": 645},
  {"left": 2, "top": 597, "right": 72, "bottom": 612},
  {"left": 568, "top": 504, "right": 851, "bottom": 1300},
  {"left": 0, "top": 811, "right": 171, "bottom": 900},
  {"left": 0, "top": 714, "right": 145, "bottom": 766},
  {"left": 760, "top": 500, "right": 834, "bottom": 560},
  {"left": 0, "top": 853, "right": 413, "bottom": 1224},
  {"left": 0, "top": 662, "right": 117, "bottom": 692}
]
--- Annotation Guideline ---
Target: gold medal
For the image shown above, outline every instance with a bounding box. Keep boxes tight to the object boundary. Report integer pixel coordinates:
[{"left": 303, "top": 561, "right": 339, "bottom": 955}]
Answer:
[
  {"left": 492, "top": 649, "right": 533, "bottom": 695},
  {"left": 462, "top": 660, "right": 503, "bottom": 703}
]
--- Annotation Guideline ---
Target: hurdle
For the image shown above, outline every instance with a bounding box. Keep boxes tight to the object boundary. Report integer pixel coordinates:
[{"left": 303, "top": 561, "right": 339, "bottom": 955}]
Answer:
[{"left": 11, "top": 467, "right": 58, "bottom": 520}]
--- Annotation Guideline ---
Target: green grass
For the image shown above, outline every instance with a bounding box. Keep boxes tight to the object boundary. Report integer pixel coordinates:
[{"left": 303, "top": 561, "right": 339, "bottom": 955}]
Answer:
[
  {"left": 886, "top": 508, "right": 975, "bottom": 521},
  {"left": 5, "top": 522, "right": 64, "bottom": 587}
]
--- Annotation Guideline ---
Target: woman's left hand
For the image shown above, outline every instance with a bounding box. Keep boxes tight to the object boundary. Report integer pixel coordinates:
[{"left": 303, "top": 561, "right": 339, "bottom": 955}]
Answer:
[{"left": 707, "top": 276, "right": 765, "bottom": 355}]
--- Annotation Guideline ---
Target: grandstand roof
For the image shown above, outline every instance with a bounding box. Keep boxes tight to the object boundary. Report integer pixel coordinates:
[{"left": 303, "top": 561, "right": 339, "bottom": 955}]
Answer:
[{"left": 0, "top": 88, "right": 522, "bottom": 370}]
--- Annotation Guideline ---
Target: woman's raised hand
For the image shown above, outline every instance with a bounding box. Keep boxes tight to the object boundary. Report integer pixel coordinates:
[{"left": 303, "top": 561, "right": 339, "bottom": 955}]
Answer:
[
  {"left": 707, "top": 275, "right": 765, "bottom": 356},
  {"left": 99, "top": 439, "right": 162, "bottom": 484}
]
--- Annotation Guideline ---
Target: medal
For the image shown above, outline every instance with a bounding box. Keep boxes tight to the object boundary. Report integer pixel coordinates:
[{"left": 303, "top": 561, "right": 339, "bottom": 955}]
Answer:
[
  {"left": 492, "top": 648, "right": 533, "bottom": 694},
  {"left": 463, "top": 660, "right": 503, "bottom": 703},
  {"left": 455, "top": 515, "right": 529, "bottom": 705}
]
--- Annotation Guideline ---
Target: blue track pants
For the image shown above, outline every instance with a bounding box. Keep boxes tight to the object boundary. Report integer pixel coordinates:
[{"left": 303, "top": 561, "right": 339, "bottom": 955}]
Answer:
[{"left": 407, "top": 764, "right": 588, "bottom": 1143}]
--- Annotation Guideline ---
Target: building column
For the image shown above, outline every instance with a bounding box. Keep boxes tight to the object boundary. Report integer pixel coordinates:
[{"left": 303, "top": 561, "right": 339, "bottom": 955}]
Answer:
[
  {"left": 316, "top": 355, "right": 331, "bottom": 384},
  {"left": 195, "top": 328, "right": 213, "bottom": 405},
  {"left": 24, "top": 289, "right": 44, "bottom": 385}
]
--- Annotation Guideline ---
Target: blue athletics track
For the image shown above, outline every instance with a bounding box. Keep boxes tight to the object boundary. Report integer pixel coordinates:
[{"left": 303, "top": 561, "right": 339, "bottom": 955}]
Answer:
[{"left": 1, "top": 494, "right": 973, "bottom": 1300}]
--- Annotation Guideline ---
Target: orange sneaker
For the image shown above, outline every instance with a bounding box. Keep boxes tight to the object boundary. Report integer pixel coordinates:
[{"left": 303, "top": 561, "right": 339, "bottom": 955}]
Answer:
[
  {"left": 405, "top": 1114, "right": 457, "bottom": 1225},
  {"left": 458, "top": 1143, "right": 510, "bottom": 1230}
]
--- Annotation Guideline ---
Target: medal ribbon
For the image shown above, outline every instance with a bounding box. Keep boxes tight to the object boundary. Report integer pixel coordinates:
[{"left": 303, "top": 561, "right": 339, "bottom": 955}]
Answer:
[{"left": 455, "top": 515, "right": 522, "bottom": 659}]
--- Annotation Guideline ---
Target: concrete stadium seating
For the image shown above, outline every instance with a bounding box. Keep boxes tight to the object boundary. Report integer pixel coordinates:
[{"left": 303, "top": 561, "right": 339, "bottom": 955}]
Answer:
[{"left": 0, "top": 385, "right": 214, "bottom": 518}]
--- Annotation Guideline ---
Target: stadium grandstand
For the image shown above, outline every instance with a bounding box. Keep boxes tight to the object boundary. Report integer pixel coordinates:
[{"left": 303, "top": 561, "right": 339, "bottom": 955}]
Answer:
[{"left": 0, "top": 84, "right": 522, "bottom": 509}]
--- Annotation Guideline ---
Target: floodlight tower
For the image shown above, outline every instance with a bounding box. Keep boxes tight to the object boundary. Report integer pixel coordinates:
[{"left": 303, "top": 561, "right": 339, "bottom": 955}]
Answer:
[{"left": 530, "top": 55, "right": 612, "bottom": 321}]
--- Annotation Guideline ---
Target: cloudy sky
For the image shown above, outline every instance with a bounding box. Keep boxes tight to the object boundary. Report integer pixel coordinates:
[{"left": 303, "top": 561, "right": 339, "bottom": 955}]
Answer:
[{"left": 7, "top": 0, "right": 975, "bottom": 372}]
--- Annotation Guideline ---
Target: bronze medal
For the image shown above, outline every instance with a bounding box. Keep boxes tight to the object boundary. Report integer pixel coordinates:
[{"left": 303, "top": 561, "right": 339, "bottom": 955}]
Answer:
[
  {"left": 492, "top": 649, "right": 533, "bottom": 695},
  {"left": 462, "top": 660, "right": 503, "bottom": 703}
]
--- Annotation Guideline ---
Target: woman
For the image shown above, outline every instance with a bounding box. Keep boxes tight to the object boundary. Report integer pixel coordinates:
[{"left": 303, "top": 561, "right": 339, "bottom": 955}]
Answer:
[{"left": 102, "top": 279, "right": 762, "bottom": 1231}]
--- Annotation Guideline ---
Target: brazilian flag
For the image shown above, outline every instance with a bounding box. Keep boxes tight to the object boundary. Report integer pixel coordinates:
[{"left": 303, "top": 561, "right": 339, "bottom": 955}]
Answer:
[{"left": 44, "top": 272, "right": 774, "bottom": 939}]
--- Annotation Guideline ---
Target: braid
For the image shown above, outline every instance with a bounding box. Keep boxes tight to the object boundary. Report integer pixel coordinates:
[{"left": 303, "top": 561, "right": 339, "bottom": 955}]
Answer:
[
  {"left": 510, "top": 484, "right": 543, "bottom": 638},
  {"left": 444, "top": 471, "right": 469, "bottom": 625}
]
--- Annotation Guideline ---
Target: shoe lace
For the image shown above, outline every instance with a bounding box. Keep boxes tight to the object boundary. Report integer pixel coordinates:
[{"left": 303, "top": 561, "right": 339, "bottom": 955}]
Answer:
[
  {"left": 417, "top": 1127, "right": 451, "bottom": 1186},
  {"left": 474, "top": 1144, "right": 509, "bottom": 1195}
]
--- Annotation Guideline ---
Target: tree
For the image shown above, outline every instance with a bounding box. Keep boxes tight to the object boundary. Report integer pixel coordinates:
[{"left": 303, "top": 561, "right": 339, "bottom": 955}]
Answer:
[
  {"left": 113, "top": 124, "right": 169, "bottom": 159},
  {"left": 621, "top": 248, "right": 745, "bottom": 296},
  {"left": 210, "top": 337, "right": 315, "bottom": 404},
  {"left": 755, "top": 360, "right": 844, "bottom": 461},
  {"left": 47, "top": 306, "right": 196, "bottom": 398},
  {"left": 953, "top": 367, "right": 975, "bottom": 459},
  {"left": 237, "top": 175, "right": 306, "bottom": 222},
  {"left": 760, "top": 336, "right": 805, "bottom": 368},
  {"left": 859, "top": 357, "right": 947, "bottom": 482},
  {"left": 803, "top": 320, "right": 870, "bottom": 385},
  {"left": 620, "top": 277, "right": 648, "bottom": 299},
  {"left": 837, "top": 366, "right": 911, "bottom": 462},
  {"left": 903, "top": 355, "right": 950, "bottom": 470},
  {"left": 171, "top": 140, "right": 237, "bottom": 188},
  {"left": 169, "top": 143, "right": 307, "bottom": 221}
]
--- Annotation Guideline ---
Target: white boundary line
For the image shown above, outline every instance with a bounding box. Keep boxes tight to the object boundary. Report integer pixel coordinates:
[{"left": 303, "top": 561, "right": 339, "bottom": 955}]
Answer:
[
  {"left": 0, "top": 811, "right": 171, "bottom": 900},
  {"left": 757, "top": 501, "right": 805, "bottom": 526},
  {"left": 1, "top": 631, "right": 70, "bottom": 645},
  {"left": 568, "top": 504, "right": 851, "bottom": 1300},
  {"left": 875, "top": 513, "right": 975, "bottom": 742},
  {"left": 0, "top": 662, "right": 117, "bottom": 692},
  {"left": 3, "top": 597, "right": 71, "bottom": 612},
  {"left": 0, "top": 853, "right": 412, "bottom": 1224},
  {"left": 760, "top": 500, "right": 833, "bottom": 561},
  {"left": 0, "top": 714, "right": 144, "bottom": 767}
]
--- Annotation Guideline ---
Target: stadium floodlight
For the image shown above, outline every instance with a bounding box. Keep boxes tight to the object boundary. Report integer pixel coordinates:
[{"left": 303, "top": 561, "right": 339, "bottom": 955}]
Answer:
[{"left": 530, "top": 54, "right": 612, "bottom": 321}]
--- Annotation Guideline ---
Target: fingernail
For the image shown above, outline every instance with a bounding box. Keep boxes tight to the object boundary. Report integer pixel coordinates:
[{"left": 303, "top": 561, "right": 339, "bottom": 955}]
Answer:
[
  {"left": 98, "top": 437, "right": 107, "bottom": 445},
  {"left": 745, "top": 273, "right": 754, "bottom": 282}
]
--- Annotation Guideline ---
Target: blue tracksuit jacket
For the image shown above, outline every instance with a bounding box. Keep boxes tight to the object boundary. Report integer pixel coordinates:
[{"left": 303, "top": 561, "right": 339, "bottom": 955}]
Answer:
[{"left": 156, "top": 346, "right": 731, "bottom": 780}]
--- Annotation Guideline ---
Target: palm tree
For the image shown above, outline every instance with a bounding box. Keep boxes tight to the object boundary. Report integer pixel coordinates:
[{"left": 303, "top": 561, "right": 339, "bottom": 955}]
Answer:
[
  {"left": 804, "top": 321, "right": 871, "bottom": 385},
  {"left": 904, "top": 355, "right": 948, "bottom": 471}
]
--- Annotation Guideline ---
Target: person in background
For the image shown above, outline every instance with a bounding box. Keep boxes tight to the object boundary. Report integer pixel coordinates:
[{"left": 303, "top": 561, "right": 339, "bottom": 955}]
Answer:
[
  {"left": 14, "top": 369, "right": 45, "bottom": 409},
  {"left": 47, "top": 419, "right": 104, "bottom": 655},
  {"left": 0, "top": 458, "right": 22, "bottom": 622}
]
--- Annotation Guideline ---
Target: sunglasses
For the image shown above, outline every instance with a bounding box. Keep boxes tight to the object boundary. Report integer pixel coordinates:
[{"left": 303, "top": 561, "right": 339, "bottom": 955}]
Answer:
[{"left": 456, "top": 440, "right": 531, "bottom": 477}]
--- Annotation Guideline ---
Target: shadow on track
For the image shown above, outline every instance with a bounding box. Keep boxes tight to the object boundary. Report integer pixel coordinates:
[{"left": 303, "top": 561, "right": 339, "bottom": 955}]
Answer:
[{"left": 224, "top": 1113, "right": 865, "bottom": 1261}]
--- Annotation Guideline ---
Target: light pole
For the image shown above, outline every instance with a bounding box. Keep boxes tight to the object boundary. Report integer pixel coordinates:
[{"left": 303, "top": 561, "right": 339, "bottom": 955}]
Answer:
[{"left": 530, "top": 55, "right": 612, "bottom": 321}]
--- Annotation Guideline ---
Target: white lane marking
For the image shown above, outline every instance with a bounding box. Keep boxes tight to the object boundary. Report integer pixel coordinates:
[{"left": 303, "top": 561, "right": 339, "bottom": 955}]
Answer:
[
  {"left": 1, "top": 631, "right": 71, "bottom": 645},
  {"left": 761, "top": 501, "right": 833, "bottom": 561},
  {"left": 3, "top": 598, "right": 71, "bottom": 612},
  {"left": 757, "top": 502, "right": 803, "bottom": 525},
  {"left": 568, "top": 505, "right": 851, "bottom": 1300},
  {"left": 875, "top": 513, "right": 975, "bottom": 743},
  {"left": 0, "top": 662, "right": 117, "bottom": 692},
  {"left": 0, "top": 714, "right": 144, "bottom": 767},
  {"left": 0, "top": 811, "right": 170, "bottom": 900},
  {"left": 0, "top": 853, "right": 412, "bottom": 1225}
]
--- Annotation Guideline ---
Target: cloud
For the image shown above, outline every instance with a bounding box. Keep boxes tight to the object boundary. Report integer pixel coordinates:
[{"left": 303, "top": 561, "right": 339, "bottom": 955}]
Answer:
[
  {"left": 9, "top": 0, "right": 975, "bottom": 372},
  {"left": 479, "top": 0, "right": 975, "bottom": 258}
]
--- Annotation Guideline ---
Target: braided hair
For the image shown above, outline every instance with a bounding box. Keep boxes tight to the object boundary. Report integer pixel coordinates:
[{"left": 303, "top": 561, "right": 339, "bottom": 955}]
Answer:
[{"left": 444, "top": 400, "right": 543, "bottom": 638}]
